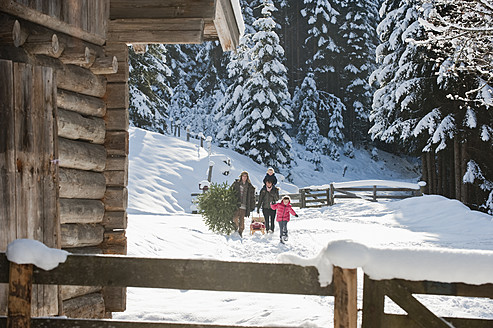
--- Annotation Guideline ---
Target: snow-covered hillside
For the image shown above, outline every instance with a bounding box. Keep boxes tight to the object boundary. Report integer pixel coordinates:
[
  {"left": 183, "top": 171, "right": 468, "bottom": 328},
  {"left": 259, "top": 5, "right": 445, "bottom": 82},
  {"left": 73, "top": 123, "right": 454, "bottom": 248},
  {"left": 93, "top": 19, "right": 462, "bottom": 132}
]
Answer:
[
  {"left": 128, "top": 127, "right": 419, "bottom": 214},
  {"left": 111, "top": 127, "right": 493, "bottom": 327}
]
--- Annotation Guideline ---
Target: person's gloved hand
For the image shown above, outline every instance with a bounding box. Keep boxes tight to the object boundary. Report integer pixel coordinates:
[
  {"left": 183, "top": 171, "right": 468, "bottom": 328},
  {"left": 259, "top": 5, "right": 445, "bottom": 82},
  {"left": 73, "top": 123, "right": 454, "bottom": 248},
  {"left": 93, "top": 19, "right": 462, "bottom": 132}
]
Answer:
[{"left": 295, "top": 214, "right": 299, "bottom": 217}]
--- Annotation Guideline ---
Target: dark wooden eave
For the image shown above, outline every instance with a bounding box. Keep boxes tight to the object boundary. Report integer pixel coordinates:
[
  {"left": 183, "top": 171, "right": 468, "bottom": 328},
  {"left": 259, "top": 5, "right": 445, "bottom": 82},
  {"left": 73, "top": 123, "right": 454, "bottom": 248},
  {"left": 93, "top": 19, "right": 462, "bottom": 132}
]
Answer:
[{"left": 109, "top": 0, "right": 242, "bottom": 51}]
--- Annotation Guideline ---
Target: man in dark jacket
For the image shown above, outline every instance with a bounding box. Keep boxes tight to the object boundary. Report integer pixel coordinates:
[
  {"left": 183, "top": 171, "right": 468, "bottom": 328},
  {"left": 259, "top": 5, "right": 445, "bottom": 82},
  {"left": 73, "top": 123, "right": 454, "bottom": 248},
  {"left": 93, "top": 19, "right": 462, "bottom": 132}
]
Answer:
[
  {"left": 257, "top": 180, "right": 279, "bottom": 233},
  {"left": 231, "top": 171, "right": 256, "bottom": 237}
]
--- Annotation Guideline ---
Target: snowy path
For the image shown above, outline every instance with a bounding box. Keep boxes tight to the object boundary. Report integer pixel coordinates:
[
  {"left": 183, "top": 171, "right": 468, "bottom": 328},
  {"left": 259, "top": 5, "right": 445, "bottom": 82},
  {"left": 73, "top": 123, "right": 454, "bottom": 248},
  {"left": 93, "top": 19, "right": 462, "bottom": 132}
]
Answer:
[{"left": 114, "top": 197, "right": 493, "bottom": 327}]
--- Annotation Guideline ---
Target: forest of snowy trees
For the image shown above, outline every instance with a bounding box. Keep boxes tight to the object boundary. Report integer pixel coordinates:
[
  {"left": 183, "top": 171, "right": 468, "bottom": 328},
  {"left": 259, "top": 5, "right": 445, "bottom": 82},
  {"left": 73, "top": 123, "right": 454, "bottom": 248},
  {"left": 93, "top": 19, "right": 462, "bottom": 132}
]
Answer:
[{"left": 128, "top": 0, "right": 492, "bottom": 215}]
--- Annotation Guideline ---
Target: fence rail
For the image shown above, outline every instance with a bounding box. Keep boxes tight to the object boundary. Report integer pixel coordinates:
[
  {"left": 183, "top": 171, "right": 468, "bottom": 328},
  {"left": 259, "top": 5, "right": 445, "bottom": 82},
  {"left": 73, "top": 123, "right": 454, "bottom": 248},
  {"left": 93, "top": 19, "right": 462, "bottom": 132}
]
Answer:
[
  {"left": 2, "top": 250, "right": 493, "bottom": 327},
  {"left": 0, "top": 252, "right": 358, "bottom": 328}
]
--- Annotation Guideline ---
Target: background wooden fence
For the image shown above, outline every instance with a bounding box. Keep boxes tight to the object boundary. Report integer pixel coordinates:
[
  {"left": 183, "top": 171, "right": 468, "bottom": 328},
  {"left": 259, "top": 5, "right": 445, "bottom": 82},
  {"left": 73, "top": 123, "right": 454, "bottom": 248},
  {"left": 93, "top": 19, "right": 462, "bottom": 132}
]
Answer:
[{"left": 192, "top": 183, "right": 422, "bottom": 211}]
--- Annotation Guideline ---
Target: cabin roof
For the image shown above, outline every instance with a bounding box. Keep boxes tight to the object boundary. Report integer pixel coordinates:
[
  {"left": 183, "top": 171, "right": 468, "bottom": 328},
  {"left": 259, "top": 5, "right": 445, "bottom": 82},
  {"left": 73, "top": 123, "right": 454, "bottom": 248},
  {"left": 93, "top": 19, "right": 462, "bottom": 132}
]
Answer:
[{"left": 0, "top": 0, "right": 244, "bottom": 51}]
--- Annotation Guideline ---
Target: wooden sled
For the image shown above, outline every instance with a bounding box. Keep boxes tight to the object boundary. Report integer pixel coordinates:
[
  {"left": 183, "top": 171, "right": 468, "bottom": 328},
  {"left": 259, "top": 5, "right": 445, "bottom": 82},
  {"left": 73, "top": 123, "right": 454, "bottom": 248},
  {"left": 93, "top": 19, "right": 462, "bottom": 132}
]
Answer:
[{"left": 250, "top": 216, "right": 266, "bottom": 235}]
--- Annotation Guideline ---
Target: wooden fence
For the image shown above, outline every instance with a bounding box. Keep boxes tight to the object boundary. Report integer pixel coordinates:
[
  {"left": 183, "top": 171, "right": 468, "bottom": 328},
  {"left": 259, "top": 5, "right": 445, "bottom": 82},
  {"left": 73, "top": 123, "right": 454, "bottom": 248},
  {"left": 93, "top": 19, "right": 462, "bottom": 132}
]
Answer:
[
  {"left": 362, "top": 275, "right": 493, "bottom": 327},
  {"left": 192, "top": 183, "right": 422, "bottom": 211},
  {"left": 0, "top": 252, "right": 356, "bottom": 328},
  {"left": 2, "top": 251, "right": 493, "bottom": 327}
]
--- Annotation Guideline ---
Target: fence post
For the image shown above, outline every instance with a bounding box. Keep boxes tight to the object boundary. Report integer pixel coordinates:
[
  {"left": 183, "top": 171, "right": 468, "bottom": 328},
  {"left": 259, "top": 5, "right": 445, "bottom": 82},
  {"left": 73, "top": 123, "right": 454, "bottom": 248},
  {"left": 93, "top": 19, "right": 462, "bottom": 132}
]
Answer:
[
  {"left": 333, "top": 266, "right": 357, "bottom": 328},
  {"left": 186, "top": 125, "right": 190, "bottom": 142},
  {"left": 330, "top": 183, "right": 335, "bottom": 205},
  {"left": 362, "top": 274, "right": 385, "bottom": 328},
  {"left": 327, "top": 187, "right": 331, "bottom": 206},
  {"left": 372, "top": 185, "right": 377, "bottom": 202},
  {"left": 7, "top": 262, "right": 33, "bottom": 328},
  {"left": 300, "top": 189, "right": 306, "bottom": 208}
]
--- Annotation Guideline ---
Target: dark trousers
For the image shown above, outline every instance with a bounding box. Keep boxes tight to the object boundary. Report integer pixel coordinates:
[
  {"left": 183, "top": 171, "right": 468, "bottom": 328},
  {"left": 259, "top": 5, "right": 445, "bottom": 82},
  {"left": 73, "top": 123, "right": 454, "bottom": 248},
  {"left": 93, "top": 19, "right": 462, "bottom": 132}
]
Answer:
[
  {"left": 262, "top": 208, "right": 276, "bottom": 231},
  {"left": 278, "top": 220, "right": 288, "bottom": 238}
]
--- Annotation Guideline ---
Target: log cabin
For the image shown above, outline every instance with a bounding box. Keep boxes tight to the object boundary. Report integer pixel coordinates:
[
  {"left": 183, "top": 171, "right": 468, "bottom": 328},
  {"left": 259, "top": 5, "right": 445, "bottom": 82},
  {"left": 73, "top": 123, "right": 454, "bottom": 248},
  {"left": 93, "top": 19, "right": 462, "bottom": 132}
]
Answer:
[{"left": 0, "top": 0, "right": 243, "bottom": 319}]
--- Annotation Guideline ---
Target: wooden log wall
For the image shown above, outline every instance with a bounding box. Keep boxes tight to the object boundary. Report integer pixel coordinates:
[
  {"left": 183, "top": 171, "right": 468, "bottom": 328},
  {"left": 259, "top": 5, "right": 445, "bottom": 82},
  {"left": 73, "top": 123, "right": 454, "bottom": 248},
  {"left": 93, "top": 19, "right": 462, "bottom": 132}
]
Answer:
[{"left": 0, "top": 3, "right": 125, "bottom": 318}]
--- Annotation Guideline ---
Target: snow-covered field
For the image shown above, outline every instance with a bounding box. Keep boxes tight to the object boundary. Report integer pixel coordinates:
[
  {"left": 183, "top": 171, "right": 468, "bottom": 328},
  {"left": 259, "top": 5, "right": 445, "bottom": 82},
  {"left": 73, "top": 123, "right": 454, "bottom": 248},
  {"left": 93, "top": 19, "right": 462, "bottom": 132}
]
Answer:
[{"left": 113, "top": 127, "right": 493, "bottom": 327}]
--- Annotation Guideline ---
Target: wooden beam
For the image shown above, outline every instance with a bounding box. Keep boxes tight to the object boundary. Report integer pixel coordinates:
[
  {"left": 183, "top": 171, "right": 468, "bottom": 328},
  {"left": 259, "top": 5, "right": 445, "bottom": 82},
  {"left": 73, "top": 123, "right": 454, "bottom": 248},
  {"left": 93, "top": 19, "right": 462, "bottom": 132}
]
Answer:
[
  {"left": 62, "top": 293, "right": 105, "bottom": 318},
  {"left": 102, "top": 211, "right": 127, "bottom": 230},
  {"left": 59, "top": 198, "right": 105, "bottom": 225},
  {"left": 59, "top": 46, "right": 93, "bottom": 66},
  {"left": 213, "top": 0, "right": 241, "bottom": 51},
  {"left": 105, "top": 131, "right": 129, "bottom": 156},
  {"left": 24, "top": 255, "right": 334, "bottom": 296},
  {"left": 103, "top": 187, "right": 128, "bottom": 211},
  {"left": 105, "top": 108, "right": 129, "bottom": 131},
  {"left": 60, "top": 224, "right": 105, "bottom": 248},
  {"left": 58, "top": 168, "right": 106, "bottom": 199},
  {"left": 384, "top": 280, "right": 451, "bottom": 328},
  {"left": 23, "top": 33, "right": 64, "bottom": 58},
  {"left": 100, "top": 230, "right": 127, "bottom": 255},
  {"left": 57, "top": 109, "right": 106, "bottom": 145},
  {"left": 0, "top": 15, "right": 28, "bottom": 47},
  {"left": 58, "top": 137, "right": 106, "bottom": 172},
  {"left": 60, "top": 285, "right": 101, "bottom": 301},
  {"left": 108, "top": 18, "right": 204, "bottom": 44},
  {"left": 0, "top": 0, "right": 106, "bottom": 45},
  {"left": 109, "top": 0, "right": 216, "bottom": 19},
  {"left": 90, "top": 56, "right": 118, "bottom": 75},
  {"left": 333, "top": 267, "right": 357, "bottom": 328},
  {"left": 7, "top": 263, "right": 33, "bottom": 328},
  {"left": 362, "top": 274, "right": 385, "bottom": 328},
  {"left": 104, "top": 82, "right": 128, "bottom": 109},
  {"left": 56, "top": 64, "right": 106, "bottom": 98},
  {"left": 57, "top": 89, "right": 106, "bottom": 118}
]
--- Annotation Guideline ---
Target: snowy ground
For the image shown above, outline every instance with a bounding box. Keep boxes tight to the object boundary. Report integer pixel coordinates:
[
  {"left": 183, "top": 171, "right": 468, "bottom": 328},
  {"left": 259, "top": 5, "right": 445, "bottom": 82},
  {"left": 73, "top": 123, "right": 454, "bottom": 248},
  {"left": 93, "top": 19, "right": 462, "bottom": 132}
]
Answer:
[{"left": 113, "top": 127, "right": 493, "bottom": 327}]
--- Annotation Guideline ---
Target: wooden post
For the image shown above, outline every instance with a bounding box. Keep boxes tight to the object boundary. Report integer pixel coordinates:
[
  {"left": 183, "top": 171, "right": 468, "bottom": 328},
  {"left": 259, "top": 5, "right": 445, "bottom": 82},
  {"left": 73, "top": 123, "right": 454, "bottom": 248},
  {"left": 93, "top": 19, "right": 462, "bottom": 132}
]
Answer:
[
  {"left": 362, "top": 274, "right": 385, "bottom": 328},
  {"left": 7, "top": 263, "right": 33, "bottom": 328},
  {"left": 300, "top": 189, "right": 306, "bottom": 208},
  {"left": 186, "top": 126, "right": 191, "bottom": 142},
  {"left": 326, "top": 188, "right": 331, "bottom": 206},
  {"left": 333, "top": 266, "right": 357, "bottom": 328},
  {"left": 330, "top": 183, "right": 335, "bottom": 205},
  {"left": 372, "top": 185, "right": 377, "bottom": 202},
  {"left": 207, "top": 164, "right": 213, "bottom": 182}
]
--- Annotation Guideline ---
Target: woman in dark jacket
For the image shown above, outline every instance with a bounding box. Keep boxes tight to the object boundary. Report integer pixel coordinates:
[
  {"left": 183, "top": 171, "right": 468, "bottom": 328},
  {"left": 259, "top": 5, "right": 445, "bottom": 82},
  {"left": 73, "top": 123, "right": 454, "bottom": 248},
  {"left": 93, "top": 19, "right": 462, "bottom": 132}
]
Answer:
[
  {"left": 257, "top": 180, "right": 279, "bottom": 233},
  {"left": 231, "top": 171, "right": 256, "bottom": 237}
]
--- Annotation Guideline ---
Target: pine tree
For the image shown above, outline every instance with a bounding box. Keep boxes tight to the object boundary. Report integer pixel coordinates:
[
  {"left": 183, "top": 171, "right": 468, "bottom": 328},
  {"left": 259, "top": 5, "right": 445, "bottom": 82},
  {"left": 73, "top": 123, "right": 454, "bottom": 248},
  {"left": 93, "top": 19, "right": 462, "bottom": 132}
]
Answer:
[
  {"left": 198, "top": 182, "right": 238, "bottom": 234},
  {"left": 234, "top": 0, "right": 293, "bottom": 169},
  {"left": 216, "top": 35, "right": 253, "bottom": 147},
  {"left": 128, "top": 44, "right": 172, "bottom": 133},
  {"left": 295, "top": 73, "right": 322, "bottom": 152},
  {"left": 369, "top": 0, "right": 438, "bottom": 152},
  {"left": 301, "top": 0, "right": 343, "bottom": 96},
  {"left": 339, "top": 0, "right": 379, "bottom": 144}
]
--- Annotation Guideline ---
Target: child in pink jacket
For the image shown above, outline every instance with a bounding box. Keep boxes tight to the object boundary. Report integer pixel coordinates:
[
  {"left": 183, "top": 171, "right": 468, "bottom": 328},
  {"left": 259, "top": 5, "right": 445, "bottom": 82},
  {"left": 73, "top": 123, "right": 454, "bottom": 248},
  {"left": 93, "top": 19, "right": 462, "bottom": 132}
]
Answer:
[{"left": 270, "top": 195, "right": 298, "bottom": 243}]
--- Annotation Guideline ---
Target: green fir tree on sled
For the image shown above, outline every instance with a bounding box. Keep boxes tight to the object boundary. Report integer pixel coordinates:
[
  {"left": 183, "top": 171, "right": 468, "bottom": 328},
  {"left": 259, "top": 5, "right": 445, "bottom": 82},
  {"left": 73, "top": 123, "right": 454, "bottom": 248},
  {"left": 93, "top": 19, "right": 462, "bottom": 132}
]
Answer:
[{"left": 198, "top": 182, "right": 237, "bottom": 235}]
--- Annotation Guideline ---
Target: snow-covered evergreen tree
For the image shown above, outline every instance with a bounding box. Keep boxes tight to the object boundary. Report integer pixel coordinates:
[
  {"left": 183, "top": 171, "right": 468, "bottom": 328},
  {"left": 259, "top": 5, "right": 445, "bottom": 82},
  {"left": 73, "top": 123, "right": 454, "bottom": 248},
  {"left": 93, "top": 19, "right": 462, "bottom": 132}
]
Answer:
[
  {"left": 168, "top": 79, "right": 192, "bottom": 124},
  {"left": 295, "top": 73, "right": 322, "bottom": 153},
  {"left": 216, "top": 35, "right": 253, "bottom": 146},
  {"left": 321, "top": 91, "right": 345, "bottom": 160},
  {"left": 301, "top": 0, "right": 342, "bottom": 95},
  {"left": 369, "top": 0, "right": 438, "bottom": 152},
  {"left": 339, "top": 0, "right": 379, "bottom": 144},
  {"left": 129, "top": 44, "right": 172, "bottom": 133},
  {"left": 234, "top": 0, "right": 293, "bottom": 169}
]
